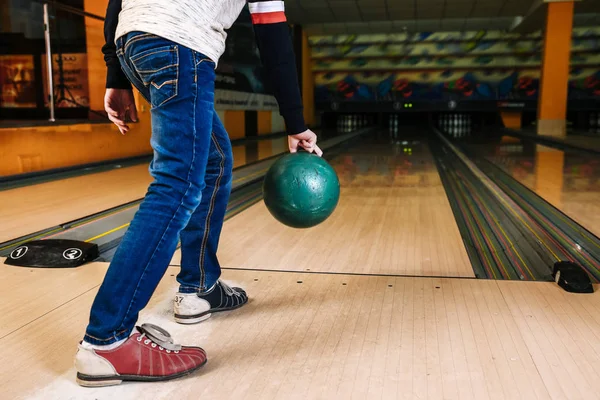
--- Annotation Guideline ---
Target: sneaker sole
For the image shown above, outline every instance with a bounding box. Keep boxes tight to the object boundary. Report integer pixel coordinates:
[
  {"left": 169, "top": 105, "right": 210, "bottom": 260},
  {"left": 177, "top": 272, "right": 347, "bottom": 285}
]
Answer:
[
  {"left": 174, "top": 300, "right": 248, "bottom": 325},
  {"left": 76, "top": 358, "right": 207, "bottom": 387},
  {"left": 174, "top": 312, "right": 212, "bottom": 325}
]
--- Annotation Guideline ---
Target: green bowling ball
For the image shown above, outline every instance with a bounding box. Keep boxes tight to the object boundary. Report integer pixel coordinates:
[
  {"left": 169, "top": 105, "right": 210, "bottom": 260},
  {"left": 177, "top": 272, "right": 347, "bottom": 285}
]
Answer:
[{"left": 263, "top": 152, "right": 340, "bottom": 228}]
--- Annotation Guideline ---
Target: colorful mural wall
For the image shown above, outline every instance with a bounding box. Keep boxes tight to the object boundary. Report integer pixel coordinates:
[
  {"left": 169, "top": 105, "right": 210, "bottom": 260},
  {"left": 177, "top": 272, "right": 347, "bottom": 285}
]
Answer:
[{"left": 310, "top": 28, "right": 600, "bottom": 103}]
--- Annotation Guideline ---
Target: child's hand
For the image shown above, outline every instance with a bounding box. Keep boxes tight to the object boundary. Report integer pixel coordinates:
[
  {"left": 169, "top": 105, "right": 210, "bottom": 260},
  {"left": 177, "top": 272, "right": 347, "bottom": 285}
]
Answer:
[
  {"left": 288, "top": 129, "right": 323, "bottom": 157},
  {"left": 105, "top": 88, "right": 138, "bottom": 135}
]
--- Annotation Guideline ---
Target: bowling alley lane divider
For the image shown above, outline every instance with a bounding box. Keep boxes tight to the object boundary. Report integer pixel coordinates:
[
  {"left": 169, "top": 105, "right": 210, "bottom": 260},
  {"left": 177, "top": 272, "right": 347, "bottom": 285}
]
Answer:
[
  {"left": 501, "top": 128, "right": 600, "bottom": 155},
  {"left": 463, "top": 148, "right": 600, "bottom": 282},
  {"left": 432, "top": 127, "right": 600, "bottom": 281},
  {"left": 431, "top": 138, "right": 549, "bottom": 280},
  {"left": 0, "top": 127, "right": 374, "bottom": 259}
]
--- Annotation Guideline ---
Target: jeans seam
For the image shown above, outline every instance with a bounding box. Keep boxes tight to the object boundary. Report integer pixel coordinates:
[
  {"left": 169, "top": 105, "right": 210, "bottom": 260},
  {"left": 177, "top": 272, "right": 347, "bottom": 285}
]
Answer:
[
  {"left": 84, "top": 328, "right": 128, "bottom": 343},
  {"left": 117, "top": 49, "right": 199, "bottom": 335},
  {"left": 157, "top": 47, "right": 179, "bottom": 107},
  {"left": 123, "top": 33, "right": 159, "bottom": 54},
  {"left": 130, "top": 47, "right": 177, "bottom": 63},
  {"left": 151, "top": 79, "right": 177, "bottom": 90},
  {"left": 199, "top": 132, "right": 226, "bottom": 290},
  {"left": 131, "top": 46, "right": 179, "bottom": 108},
  {"left": 195, "top": 58, "right": 213, "bottom": 67},
  {"left": 136, "top": 64, "right": 178, "bottom": 76}
]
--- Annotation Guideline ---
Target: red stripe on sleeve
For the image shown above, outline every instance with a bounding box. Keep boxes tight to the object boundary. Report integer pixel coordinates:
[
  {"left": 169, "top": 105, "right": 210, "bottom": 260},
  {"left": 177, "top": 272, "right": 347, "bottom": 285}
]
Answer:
[{"left": 251, "top": 11, "right": 287, "bottom": 24}]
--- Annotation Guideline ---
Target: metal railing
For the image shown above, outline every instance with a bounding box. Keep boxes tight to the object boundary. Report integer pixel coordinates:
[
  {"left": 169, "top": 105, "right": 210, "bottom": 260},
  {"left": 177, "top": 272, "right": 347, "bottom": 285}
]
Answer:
[{"left": 39, "top": 1, "right": 105, "bottom": 121}]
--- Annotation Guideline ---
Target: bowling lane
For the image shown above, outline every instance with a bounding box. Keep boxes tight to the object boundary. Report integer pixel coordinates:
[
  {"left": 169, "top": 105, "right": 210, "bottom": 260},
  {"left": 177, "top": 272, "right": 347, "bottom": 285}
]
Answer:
[
  {"left": 468, "top": 136, "right": 600, "bottom": 238},
  {"left": 231, "top": 136, "right": 289, "bottom": 168},
  {"left": 176, "top": 132, "right": 474, "bottom": 278},
  {"left": 0, "top": 135, "right": 293, "bottom": 245}
]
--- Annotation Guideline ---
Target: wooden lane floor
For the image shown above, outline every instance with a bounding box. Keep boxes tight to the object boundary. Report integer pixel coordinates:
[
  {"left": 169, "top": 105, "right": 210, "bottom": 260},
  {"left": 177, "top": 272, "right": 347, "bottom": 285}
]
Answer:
[
  {"left": 174, "top": 138, "right": 474, "bottom": 278},
  {"left": 1, "top": 259, "right": 599, "bottom": 399},
  {"left": 481, "top": 139, "right": 600, "bottom": 238},
  {"left": 0, "top": 164, "right": 152, "bottom": 244},
  {"left": 0, "top": 136, "right": 289, "bottom": 245},
  {"left": 0, "top": 258, "right": 108, "bottom": 339}
]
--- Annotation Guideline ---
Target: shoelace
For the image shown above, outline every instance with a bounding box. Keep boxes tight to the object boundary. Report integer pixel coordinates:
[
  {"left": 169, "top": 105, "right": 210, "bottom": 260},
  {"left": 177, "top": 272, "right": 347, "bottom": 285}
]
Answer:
[
  {"left": 219, "top": 280, "right": 240, "bottom": 297},
  {"left": 136, "top": 323, "right": 182, "bottom": 352}
]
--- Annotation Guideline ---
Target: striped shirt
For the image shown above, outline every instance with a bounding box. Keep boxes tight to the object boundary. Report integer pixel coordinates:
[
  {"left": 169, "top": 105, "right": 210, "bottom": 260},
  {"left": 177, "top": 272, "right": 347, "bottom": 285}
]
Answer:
[{"left": 103, "top": 0, "right": 305, "bottom": 133}]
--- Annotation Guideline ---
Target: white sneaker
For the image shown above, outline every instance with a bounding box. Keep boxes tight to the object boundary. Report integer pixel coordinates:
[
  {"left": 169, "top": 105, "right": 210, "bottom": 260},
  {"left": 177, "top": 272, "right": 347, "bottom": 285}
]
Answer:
[
  {"left": 173, "top": 281, "right": 248, "bottom": 324},
  {"left": 173, "top": 292, "right": 212, "bottom": 324}
]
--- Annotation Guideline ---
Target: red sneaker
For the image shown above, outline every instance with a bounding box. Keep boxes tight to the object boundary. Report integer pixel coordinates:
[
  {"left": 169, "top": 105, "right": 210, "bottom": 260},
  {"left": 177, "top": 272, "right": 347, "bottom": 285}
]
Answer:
[{"left": 75, "top": 324, "right": 207, "bottom": 387}]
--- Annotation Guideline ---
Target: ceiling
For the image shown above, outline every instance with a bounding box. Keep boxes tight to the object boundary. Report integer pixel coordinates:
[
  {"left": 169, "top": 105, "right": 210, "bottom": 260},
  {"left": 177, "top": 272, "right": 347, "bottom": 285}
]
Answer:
[{"left": 284, "top": 0, "right": 600, "bottom": 35}]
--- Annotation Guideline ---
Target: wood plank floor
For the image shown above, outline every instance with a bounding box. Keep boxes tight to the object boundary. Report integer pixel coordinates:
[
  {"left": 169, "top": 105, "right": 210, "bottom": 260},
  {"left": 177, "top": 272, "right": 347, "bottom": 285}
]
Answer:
[
  {"left": 173, "top": 142, "right": 473, "bottom": 278},
  {"left": 0, "top": 258, "right": 107, "bottom": 338},
  {"left": 4, "top": 135, "right": 599, "bottom": 400},
  {"left": 0, "top": 165, "right": 152, "bottom": 244},
  {"left": 1, "top": 261, "right": 599, "bottom": 400},
  {"left": 0, "top": 138, "right": 282, "bottom": 244}
]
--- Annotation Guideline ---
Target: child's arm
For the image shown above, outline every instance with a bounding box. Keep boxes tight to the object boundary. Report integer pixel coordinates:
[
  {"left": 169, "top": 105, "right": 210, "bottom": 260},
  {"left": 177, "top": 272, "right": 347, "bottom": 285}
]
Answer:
[
  {"left": 102, "top": 0, "right": 131, "bottom": 89},
  {"left": 248, "top": 1, "right": 306, "bottom": 135}
]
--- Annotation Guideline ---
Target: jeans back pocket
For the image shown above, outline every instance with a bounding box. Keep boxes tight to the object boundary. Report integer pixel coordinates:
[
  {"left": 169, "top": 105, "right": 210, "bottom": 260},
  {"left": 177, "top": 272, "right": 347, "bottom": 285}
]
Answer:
[{"left": 130, "top": 45, "right": 179, "bottom": 107}]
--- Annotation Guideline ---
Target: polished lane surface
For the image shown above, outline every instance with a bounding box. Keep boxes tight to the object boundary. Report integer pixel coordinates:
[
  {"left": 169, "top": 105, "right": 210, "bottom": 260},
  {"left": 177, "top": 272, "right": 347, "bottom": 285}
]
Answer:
[
  {"left": 470, "top": 136, "right": 600, "bottom": 238},
  {"left": 0, "top": 135, "right": 297, "bottom": 244},
  {"left": 176, "top": 133, "right": 474, "bottom": 278}
]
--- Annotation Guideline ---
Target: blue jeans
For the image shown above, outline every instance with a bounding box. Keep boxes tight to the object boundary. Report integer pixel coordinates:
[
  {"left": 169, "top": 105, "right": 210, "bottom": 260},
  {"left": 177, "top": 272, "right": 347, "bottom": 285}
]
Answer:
[{"left": 84, "top": 32, "right": 233, "bottom": 345}]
